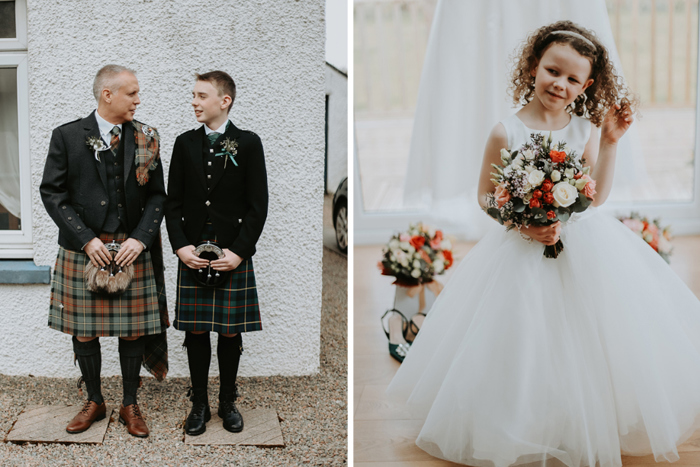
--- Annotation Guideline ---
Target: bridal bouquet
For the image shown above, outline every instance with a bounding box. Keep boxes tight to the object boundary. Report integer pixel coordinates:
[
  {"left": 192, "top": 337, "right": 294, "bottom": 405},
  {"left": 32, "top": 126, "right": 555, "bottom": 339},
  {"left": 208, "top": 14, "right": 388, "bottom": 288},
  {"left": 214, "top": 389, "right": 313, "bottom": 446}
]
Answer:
[
  {"left": 619, "top": 213, "right": 673, "bottom": 263},
  {"left": 378, "top": 222, "right": 454, "bottom": 286},
  {"left": 486, "top": 132, "right": 597, "bottom": 258}
]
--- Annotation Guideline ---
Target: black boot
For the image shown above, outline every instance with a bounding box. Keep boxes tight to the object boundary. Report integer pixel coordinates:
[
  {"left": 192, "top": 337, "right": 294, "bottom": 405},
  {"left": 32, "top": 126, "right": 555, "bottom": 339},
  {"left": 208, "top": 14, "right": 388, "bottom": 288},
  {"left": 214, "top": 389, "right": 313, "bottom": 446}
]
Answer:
[
  {"left": 185, "top": 387, "right": 211, "bottom": 436},
  {"left": 184, "top": 332, "right": 212, "bottom": 435},
  {"left": 72, "top": 336, "right": 104, "bottom": 405},
  {"left": 218, "top": 333, "right": 243, "bottom": 433}
]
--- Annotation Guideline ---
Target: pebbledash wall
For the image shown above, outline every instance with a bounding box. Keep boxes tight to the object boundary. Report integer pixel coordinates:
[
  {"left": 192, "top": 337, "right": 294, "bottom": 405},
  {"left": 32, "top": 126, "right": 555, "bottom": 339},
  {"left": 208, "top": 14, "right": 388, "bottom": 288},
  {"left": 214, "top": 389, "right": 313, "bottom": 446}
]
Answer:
[{"left": 0, "top": 0, "right": 326, "bottom": 378}]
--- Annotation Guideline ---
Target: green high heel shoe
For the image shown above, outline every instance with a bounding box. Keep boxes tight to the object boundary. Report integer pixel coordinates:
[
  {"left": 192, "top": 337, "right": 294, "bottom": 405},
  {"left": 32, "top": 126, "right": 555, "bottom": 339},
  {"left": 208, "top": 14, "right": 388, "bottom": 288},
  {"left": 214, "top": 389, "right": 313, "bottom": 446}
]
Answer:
[
  {"left": 405, "top": 312, "right": 426, "bottom": 344},
  {"left": 380, "top": 308, "right": 411, "bottom": 363}
]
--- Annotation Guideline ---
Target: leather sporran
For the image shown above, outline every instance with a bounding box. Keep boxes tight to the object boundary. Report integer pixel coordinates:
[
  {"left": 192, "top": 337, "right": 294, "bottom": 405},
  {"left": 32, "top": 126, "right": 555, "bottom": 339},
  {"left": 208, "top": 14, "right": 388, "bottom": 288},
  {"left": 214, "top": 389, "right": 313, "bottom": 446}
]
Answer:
[
  {"left": 84, "top": 241, "right": 134, "bottom": 295},
  {"left": 190, "top": 241, "right": 230, "bottom": 287}
]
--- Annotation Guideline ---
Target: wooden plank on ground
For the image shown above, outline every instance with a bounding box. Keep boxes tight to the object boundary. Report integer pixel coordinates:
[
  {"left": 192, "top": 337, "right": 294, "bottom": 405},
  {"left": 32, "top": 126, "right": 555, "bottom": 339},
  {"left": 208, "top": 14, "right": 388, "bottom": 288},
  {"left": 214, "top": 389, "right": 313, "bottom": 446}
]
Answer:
[
  {"left": 184, "top": 408, "right": 284, "bottom": 447},
  {"left": 5, "top": 405, "right": 112, "bottom": 444}
]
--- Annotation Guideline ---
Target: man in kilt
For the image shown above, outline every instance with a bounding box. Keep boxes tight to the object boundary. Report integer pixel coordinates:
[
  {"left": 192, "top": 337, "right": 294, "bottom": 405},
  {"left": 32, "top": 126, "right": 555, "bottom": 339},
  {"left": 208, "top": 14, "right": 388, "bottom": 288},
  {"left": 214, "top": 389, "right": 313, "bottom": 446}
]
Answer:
[
  {"left": 164, "top": 71, "right": 268, "bottom": 435},
  {"left": 40, "top": 65, "right": 168, "bottom": 438}
]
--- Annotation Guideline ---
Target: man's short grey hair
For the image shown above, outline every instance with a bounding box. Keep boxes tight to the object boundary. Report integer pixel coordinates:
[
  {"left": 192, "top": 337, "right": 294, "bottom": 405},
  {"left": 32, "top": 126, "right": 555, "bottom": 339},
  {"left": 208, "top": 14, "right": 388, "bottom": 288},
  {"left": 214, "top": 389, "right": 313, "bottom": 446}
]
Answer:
[{"left": 93, "top": 65, "right": 136, "bottom": 101}]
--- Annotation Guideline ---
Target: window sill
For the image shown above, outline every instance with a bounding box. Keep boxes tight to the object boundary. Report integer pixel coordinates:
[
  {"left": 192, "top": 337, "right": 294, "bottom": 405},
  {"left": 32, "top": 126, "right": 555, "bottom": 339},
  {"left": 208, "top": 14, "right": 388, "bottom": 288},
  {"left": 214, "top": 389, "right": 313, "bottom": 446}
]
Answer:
[{"left": 0, "top": 260, "right": 51, "bottom": 284}]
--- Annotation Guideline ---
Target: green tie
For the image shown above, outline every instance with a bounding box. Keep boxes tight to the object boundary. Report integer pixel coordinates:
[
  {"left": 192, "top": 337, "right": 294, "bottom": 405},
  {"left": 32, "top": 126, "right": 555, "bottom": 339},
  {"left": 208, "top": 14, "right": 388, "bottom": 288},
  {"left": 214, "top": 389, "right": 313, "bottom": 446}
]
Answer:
[{"left": 207, "top": 132, "right": 221, "bottom": 147}]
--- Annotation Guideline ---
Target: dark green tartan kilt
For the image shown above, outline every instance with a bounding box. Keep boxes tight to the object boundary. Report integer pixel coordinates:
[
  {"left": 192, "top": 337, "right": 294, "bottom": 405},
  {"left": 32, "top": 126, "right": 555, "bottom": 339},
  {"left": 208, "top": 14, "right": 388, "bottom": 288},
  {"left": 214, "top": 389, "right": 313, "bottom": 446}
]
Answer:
[
  {"left": 174, "top": 222, "right": 262, "bottom": 334},
  {"left": 48, "top": 232, "right": 167, "bottom": 338}
]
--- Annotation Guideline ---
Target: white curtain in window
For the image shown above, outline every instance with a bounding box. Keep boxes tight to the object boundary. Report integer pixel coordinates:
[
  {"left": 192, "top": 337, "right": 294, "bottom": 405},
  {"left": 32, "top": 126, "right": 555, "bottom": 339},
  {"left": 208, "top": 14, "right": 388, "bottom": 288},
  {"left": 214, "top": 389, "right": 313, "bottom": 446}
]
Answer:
[
  {"left": 0, "top": 67, "right": 21, "bottom": 218},
  {"left": 402, "top": 0, "right": 648, "bottom": 239}
]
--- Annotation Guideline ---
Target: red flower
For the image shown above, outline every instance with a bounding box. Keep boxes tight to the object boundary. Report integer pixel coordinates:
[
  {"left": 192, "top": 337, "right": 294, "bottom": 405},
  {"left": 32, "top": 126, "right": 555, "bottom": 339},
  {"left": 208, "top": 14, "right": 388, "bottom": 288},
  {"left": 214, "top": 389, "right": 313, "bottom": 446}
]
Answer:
[
  {"left": 533, "top": 189, "right": 543, "bottom": 199},
  {"left": 434, "top": 230, "right": 443, "bottom": 242},
  {"left": 541, "top": 179, "right": 554, "bottom": 192},
  {"left": 443, "top": 250, "right": 453, "bottom": 269},
  {"left": 530, "top": 198, "right": 542, "bottom": 208},
  {"left": 547, "top": 210, "right": 556, "bottom": 220},
  {"left": 549, "top": 150, "right": 567, "bottom": 163},
  {"left": 574, "top": 172, "right": 583, "bottom": 179},
  {"left": 543, "top": 192, "right": 554, "bottom": 204},
  {"left": 410, "top": 235, "right": 425, "bottom": 250}
]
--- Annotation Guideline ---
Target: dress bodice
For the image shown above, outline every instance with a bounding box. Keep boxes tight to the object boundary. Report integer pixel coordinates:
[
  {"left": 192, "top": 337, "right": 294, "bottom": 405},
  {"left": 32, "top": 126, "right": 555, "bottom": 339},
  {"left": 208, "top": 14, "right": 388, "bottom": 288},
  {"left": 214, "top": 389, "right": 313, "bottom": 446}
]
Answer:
[{"left": 501, "top": 113, "right": 592, "bottom": 158}]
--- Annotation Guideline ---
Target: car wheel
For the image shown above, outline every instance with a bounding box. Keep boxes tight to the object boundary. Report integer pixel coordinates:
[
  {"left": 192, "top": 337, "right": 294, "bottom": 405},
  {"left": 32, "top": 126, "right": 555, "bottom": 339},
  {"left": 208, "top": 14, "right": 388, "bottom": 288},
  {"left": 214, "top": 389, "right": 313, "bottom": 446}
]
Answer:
[{"left": 334, "top": 199, "right": 348, "bottom": 253}]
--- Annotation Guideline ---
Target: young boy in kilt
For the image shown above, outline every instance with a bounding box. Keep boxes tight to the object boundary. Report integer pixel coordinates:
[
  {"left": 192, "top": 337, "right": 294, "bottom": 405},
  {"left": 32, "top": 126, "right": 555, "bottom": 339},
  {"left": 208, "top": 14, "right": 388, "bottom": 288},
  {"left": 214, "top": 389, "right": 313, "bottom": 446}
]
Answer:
[
  {"left": 164, "top": 71, "right": 268, "bottom": 435},
  {"left": 40, "top": 65, "right": 169, "bottom": 438}
]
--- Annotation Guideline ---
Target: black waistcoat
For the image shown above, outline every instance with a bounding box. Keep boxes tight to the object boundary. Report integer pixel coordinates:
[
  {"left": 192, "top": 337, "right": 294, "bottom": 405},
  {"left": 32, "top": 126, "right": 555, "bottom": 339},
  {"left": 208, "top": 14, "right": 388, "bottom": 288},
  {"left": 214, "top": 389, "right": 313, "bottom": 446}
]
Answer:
[{"left": 102, "top": 137, "right": 128, "bottom": 232}]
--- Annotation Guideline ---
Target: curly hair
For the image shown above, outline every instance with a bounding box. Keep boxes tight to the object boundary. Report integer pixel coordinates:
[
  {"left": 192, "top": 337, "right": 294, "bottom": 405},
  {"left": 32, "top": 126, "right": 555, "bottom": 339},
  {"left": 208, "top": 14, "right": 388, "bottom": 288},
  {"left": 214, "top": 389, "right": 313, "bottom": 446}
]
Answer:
[{"left": 508, "top": 21, "right": 636, "bottom": 126}]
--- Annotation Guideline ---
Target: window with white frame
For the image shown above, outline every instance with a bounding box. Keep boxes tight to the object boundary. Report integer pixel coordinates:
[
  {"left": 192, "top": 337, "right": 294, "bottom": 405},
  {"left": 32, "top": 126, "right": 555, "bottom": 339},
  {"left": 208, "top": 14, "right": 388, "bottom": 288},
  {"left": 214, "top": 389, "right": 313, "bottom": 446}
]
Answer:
[{"left": 0, "top": 0, "right": 32, "bottom": 258}]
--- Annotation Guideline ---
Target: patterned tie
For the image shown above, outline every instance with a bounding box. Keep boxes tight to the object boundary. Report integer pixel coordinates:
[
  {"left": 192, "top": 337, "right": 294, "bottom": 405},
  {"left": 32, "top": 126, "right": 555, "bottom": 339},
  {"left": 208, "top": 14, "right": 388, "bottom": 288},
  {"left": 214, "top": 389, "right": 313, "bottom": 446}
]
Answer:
[
  {"left": 109, "top": 126, "right": 121, "bottom": 155},
  {"left": 207, "top": 132, "right": 221, "bottom": 147}
]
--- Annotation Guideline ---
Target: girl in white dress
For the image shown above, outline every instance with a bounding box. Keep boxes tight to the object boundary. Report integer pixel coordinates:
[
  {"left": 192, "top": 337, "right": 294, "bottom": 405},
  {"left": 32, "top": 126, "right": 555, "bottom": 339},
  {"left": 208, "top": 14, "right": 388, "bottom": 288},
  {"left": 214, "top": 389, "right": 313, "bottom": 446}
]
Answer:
[{"left": 387, "top": 21, "right": 700, "bottom": 467}]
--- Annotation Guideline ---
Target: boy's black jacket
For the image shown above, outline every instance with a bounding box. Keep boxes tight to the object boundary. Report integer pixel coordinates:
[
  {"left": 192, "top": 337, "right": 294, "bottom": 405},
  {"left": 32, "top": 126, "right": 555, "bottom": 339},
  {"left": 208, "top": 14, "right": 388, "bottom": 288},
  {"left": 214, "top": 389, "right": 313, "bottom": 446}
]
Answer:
[{"left": 164, "top": 122, "right": 268, "bottom": 259}]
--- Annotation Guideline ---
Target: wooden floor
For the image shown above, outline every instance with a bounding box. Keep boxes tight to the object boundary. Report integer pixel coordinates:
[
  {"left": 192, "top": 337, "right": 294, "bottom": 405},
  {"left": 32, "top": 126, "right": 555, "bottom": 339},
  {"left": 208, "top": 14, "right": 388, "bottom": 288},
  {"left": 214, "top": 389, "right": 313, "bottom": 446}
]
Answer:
[{"left": 354, "top": 236, "right": 700, "bottom": 466}]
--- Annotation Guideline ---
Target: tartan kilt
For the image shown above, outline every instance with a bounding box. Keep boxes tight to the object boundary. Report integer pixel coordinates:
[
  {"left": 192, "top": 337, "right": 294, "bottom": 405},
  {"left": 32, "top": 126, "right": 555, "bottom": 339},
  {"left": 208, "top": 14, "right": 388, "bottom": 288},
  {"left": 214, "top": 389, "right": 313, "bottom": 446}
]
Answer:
[
  {"left": 174, "top": 222, "right": 262, "bottom": 334},
  {"left": 48, "top": 232, "right": 166, "bottom": 338}
]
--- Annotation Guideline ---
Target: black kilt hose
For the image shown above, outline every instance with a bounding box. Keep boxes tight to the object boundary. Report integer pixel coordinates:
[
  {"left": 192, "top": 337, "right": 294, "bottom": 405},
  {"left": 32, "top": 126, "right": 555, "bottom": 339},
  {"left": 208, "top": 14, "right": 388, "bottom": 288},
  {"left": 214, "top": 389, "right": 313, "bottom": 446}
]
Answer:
[{"left": 174, "top": 222, "right": 262, "bottom": 334}]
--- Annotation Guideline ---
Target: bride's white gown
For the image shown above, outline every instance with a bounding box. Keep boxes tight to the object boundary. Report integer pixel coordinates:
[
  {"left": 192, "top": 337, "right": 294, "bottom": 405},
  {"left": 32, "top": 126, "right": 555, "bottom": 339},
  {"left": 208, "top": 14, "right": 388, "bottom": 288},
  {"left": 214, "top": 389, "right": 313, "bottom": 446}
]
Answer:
[{"left": 387, "top": 115, "right": 700, "bottom": 467}]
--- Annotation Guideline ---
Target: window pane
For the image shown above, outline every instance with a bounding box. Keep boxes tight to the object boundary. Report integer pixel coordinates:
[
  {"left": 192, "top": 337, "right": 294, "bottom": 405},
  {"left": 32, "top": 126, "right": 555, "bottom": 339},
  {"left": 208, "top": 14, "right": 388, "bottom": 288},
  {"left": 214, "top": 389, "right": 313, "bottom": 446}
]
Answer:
[
  {"left": 0, "top": 67, "right": 21, "bottom": 230},
  {"left": 0, "top": 1, "right": 16, "bottom": 39},
  {"left": 606, "top": 0, "right": 698, "bottom": 203}
]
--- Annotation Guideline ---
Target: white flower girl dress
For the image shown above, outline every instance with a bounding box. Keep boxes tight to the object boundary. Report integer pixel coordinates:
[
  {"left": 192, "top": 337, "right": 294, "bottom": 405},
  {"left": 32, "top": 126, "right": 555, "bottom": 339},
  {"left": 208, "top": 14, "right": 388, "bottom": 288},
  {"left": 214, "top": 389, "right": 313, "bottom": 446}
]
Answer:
[{"left": 387, "top": 113, "right": 700, "bottom": 467}]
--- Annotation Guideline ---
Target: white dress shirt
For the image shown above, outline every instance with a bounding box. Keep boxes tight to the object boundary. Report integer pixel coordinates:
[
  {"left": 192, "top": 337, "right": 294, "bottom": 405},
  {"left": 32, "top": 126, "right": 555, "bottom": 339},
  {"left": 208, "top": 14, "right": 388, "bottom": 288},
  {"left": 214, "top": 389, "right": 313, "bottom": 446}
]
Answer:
[{"left": 94, "top": 110, "right": 122, "bottom": 146}]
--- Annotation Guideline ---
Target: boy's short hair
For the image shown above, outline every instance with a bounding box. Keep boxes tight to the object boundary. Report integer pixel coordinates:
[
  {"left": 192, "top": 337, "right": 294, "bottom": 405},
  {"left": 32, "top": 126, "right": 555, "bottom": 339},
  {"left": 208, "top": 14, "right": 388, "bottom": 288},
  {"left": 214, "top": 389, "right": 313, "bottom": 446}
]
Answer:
[{"left": 195, "top": 71, "right": 236, "bottom": 113}]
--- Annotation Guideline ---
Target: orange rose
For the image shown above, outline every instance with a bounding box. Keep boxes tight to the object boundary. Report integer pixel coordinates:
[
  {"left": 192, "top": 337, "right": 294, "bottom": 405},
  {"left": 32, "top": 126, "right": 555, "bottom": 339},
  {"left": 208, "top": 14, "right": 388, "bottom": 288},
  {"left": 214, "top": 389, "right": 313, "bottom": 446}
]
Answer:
[
  {"left": 547, "top": 210, "right": 556, "bottom": 220},
  {"left": 530, "top": 198, "right": 542, "bottom": 208},
  {"left": 533, "top": 189, "right": 543, "bottom": 199},
  {"left": 549, "top": 150, "right": 567, "bottom": 163},
  {"left": 494, "top": 183, "right": 511, "bottom": 208},
  {"left": 410, "top": 235, "right": 425, "bottom": 250},
  {"left": 581, "top": 174, "right": 597, "bottom": 199},
  {"left": 434, "top": 230, "right": 443, "bottom": 242},
  {"left": 541, "top": 179, "right": 554, "bottom": 192},
  {"left": 543, "top": 192, "right": 554, "bottom": 204},
  {"left": 442, "top": 250, "right": 453, "bottom": 269}
]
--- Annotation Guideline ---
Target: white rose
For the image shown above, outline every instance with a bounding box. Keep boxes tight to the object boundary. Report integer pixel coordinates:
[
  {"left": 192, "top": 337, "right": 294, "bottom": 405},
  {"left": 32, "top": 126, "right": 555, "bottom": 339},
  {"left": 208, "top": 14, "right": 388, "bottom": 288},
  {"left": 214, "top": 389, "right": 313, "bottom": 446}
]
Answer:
[
  {"left": 388, "top": 239, "right": 400, "bottom": 250},
  {"left": 523, "top": 149, "right": 535, "bottom": 160},
  {"left": 399, "top": 241, "right": 410, "bottom": 250},
  {"left": 400, "top": 257, "right": 409, "bottom": 267},
  {"left": 433, "top": 260, "right": 445, "bottom": 274},
  {"left": 528, "top": 170, "right": 545, "bottom": 187},
  {"left": 503, "top": 166, "right": 513, "bottom": 177},
  {"left": 440, "top": 239, "right": 452, "bottom": 250},
  {"left": 552, "top": 181, "right": 579, "bottom": 208},
  {"left": 406, "top": 244, "right": 415, "bottom": 254},
  {"left": 513, "top": 154, "right": 524, "bottom": 168},
  {"left": 411, "top": 269, "right": 421, "bottom": 278},
  {"left": 525, "top": 165, "right": 535, "bottom": 173},
  {"left": 413, "top": 260, "right": 421, "bottom": 268},
  {"left": 550, "top": 170, "right": 561, "bottom": 182},
  {"left": 565, "top": 168, "right": 575, "bottom": 179}
]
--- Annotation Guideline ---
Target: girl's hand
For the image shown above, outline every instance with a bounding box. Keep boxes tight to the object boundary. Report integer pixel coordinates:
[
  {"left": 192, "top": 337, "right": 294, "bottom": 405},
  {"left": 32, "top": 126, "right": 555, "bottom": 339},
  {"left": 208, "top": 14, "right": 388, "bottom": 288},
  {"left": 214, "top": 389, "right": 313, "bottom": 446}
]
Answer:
[
  {"left": 522, "top": 222, "right": 561, "bottom": 246},
  {"left": 600, "top": 103, "right": 633, "bottom": 145}
]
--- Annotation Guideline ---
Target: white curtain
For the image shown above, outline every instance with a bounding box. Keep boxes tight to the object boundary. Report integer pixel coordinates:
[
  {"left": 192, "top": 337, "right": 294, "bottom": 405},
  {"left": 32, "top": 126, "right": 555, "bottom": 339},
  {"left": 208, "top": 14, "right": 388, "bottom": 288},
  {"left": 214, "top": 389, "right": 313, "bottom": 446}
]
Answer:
[
  {"left": 403, "top": 0, "right": 648, "bottom": 239},
  {"left": 0, "top": 67, "right": 21, "bottom": 219}
]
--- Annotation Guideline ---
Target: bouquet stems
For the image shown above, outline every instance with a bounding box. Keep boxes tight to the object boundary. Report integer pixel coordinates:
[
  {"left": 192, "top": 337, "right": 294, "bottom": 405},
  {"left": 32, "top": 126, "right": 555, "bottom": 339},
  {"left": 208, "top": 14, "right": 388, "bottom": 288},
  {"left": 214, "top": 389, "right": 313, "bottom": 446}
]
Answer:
[{"left": 544, "top": 240, "right": 564, "bottom": 259}]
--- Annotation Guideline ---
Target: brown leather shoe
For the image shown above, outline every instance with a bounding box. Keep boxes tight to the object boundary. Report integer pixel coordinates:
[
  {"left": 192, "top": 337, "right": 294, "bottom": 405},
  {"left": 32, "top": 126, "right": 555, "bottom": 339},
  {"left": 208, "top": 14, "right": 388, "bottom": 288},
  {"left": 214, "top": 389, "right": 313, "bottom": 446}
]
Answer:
[
  {"left": 66, "top": 400, "right": 107, "bottom": 434},
  {"left": 118, "top": 403, "right": 149, "bottom": 438}
]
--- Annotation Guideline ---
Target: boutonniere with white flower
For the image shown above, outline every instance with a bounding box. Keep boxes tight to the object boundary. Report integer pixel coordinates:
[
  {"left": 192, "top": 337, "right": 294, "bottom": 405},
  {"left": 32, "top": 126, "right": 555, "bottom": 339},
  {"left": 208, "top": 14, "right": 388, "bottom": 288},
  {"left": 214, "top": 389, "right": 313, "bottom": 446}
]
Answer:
[
  {"left": 215, "top": 138, "right": 239, "bottom": 168},
  {"left": 86, "top": 136, "right": 109, "bottom": 162}
]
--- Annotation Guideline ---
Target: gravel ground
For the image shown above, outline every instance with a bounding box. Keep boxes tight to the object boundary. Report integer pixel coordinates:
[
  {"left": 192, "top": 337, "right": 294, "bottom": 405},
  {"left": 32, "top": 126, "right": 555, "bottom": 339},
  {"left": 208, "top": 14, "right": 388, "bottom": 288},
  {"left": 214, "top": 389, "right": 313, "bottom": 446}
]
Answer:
[{"left": 0, "top": 230, "right": 347, "bottom": 465}]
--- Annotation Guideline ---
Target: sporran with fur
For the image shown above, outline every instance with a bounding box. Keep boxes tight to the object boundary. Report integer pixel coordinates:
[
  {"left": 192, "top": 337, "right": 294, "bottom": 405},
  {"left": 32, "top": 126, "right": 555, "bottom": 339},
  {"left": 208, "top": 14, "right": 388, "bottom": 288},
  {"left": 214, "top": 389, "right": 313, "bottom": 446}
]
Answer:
[{"left": 84, "top": 241, "right": 134, "bottom": 295}]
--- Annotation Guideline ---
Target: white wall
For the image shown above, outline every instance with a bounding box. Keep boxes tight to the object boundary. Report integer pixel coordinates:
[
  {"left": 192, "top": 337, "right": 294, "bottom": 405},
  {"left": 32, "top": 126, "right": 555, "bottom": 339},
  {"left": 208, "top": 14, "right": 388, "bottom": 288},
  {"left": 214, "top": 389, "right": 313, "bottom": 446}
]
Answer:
[
  {"left": 0, "top": 0, "right": 326, "bottom": 378},
  {"left": 325, "top": 64, "right": 347, "bottom": 193}
]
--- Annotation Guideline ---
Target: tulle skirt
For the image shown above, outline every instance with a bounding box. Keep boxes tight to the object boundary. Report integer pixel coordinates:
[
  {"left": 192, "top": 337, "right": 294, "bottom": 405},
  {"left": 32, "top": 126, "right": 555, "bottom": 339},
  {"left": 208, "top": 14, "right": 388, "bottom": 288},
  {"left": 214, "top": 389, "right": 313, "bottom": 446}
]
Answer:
[{"left": 387, "top": 209, "right": 700, "bottom": 467}]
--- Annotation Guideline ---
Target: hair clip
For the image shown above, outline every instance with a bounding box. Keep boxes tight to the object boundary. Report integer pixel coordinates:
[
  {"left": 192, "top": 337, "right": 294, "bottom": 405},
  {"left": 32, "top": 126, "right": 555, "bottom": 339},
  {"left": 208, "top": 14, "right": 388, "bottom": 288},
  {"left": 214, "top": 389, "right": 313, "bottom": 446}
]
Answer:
[{"left": 550, "top": 30, "right": 596, "bottom": 50}]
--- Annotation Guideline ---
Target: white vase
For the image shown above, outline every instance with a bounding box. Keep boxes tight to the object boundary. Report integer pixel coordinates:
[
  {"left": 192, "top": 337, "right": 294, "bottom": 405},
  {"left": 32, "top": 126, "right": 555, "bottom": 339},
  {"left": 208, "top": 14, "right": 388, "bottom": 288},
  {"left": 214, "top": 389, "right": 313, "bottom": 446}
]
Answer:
[{"left": 393, "top": 282, "right": 438, "bottom": 319}]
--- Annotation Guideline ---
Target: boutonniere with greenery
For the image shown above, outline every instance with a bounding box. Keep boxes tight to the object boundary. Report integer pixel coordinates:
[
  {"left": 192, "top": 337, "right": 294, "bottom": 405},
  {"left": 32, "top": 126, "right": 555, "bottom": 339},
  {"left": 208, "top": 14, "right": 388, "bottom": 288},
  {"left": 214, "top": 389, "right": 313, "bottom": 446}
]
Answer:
[
  {"left": 85, "top": 136, "right": 109, "bottom": 162},
  {"left": 216, "top": 138, "right": 239, "bottom": 168}
]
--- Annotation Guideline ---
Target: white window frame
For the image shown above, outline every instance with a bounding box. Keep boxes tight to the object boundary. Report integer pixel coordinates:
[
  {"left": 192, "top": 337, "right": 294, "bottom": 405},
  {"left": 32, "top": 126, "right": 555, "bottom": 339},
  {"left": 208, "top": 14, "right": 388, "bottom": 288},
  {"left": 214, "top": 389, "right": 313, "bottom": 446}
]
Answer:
[
  {"left": 0, "top": 54, "right": 33, "bottom": 258},
  {"left": 0, "top": 0, "right": 27, "bottom": 51}
]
